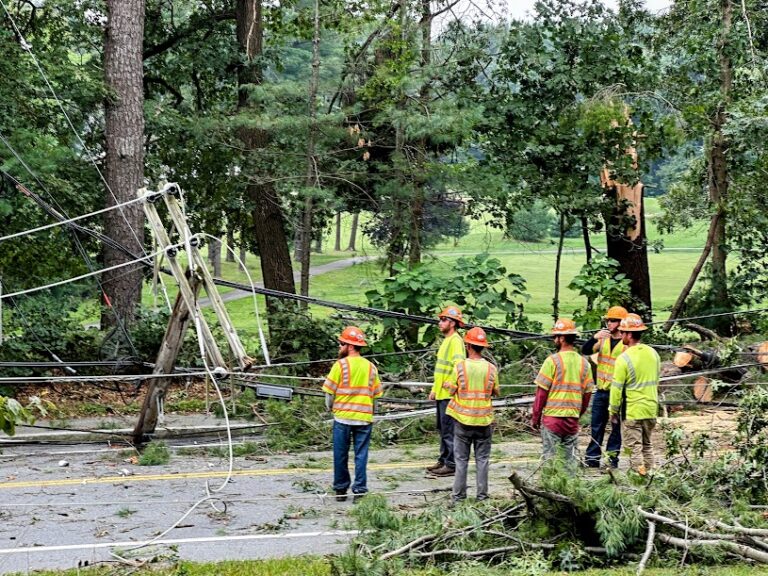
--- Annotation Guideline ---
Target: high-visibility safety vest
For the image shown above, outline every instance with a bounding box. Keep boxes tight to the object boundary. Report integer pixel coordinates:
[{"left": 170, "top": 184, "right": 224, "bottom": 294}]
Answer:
[
  {"left": 595, "top": 337, "right": 625, "bottom": 391},
  {"left": 322, "top": 356, "right": 383, "bottom": 423},
  {"left": 431, "top": 332, "right": 466, "bottom": 401},
  {"left": 443, "top": 359, "right": 499, "bottom": 426},
  {"left": 535, "top": 351, "right": 593, "bottom": 418},
  {"left": 609, "top": 344, "right": 660, "bottom": 420}
]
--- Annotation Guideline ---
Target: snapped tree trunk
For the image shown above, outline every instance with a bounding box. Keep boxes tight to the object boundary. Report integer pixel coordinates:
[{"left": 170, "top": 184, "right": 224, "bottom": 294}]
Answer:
[
  {"left": 604, "top": 180, "right": 652, "bottom": 315},
  {"left": 101, "top": 0, "right": 146, "bottom": 329},
  {"left": 236, "top": 0, "right": 295, "bottom": 314}
]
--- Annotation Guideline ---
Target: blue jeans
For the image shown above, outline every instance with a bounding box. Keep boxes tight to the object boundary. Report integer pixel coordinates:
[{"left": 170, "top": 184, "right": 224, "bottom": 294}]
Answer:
[
  {"left": 585, "top": 389, "right": 621, "bottom": 467},
  {"left": 332, "top": 421, "right": 372, "bottom": 494},
  {"left": 436, "top": 399, "right": 455, "bottom": 469}
]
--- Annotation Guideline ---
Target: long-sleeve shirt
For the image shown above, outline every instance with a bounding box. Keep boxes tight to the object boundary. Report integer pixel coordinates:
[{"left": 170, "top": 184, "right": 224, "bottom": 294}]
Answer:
[
  {"left": 609, "top": 344, "right": 660, "bottom": 420},
  {"left": 431, "top": 332, "right": 466, "bottom": 401}
]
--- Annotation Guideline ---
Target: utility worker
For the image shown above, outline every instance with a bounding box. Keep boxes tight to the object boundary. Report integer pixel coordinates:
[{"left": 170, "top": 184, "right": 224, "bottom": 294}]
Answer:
[
  {"left": 322, "top": 326, "right": 383, "bottom": 501},
  {"left": 443, "top": 327, "right": 499, "bottom": 504},
  {"left": 609, "top": 313, "right": 660, "bottom": 477},
  {"left": 582, "top": 306, "right": 627, "bottom": 469},
  {"left": 427, "top": 305, "right": 466, "bottom": 477},
  {"left": 532, "top": 319, "right": 593, "bottom": 468}
]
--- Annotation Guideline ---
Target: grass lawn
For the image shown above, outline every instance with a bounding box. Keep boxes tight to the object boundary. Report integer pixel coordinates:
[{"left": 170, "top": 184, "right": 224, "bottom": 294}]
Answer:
[{"left": 16, "top": 558, "right": 768, "bottom": 576}]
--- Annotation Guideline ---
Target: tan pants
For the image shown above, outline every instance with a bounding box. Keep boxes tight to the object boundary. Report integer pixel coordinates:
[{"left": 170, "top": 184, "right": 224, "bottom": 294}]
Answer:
[{"left": 622, "top": 419, "right": 656, "bottom": 473}]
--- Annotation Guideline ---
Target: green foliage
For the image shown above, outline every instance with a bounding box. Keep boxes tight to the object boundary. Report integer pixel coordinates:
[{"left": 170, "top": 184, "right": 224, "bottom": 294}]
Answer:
[
  {"left": 567, "top": 256, "right": 632, "bottom": 329},
  {"left": 366, "top": 253, "right": 530, "bottom": 368},
  {"left": 263, "top": 397, "right": 330, "bottom": 452},
  {"left": 507, "top": 201, "right": 555, "bottom": 243},
  {"left": 266, "top": 304, "right": 345, "bottom": 366},
  {"left": 0, "top": 395, "right": 48, "bottom": 436},
  {"left": 138, "top": 441, "right": 171, "bottom": 466}
]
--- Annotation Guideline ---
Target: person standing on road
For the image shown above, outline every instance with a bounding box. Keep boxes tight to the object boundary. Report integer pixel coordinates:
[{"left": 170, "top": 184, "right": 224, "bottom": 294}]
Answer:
[
  {"left": 427, "top": 305, "right": 466, "bottom": 477},
  {"left": 322, "top": 326, "right": 383, "bottom": 501},
  {"left": 443, "top": 327, "right": 499, "bottom": 504},
  {"left": 609, "top": 313, "right": 660, "bottom": 477},
  {"left": 582, "top": 306, "right": 627, "bottom": 469},
  {"left": 532, "top": 319, "right": 593, "bottom": 469}
]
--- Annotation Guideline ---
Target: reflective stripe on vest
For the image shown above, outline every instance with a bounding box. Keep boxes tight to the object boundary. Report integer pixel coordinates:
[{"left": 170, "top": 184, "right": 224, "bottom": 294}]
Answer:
[
  {"left": 542, "top": 352, "right": 589, "bottom": 419},
  {"left": 446, "top": 360, "right": 496, "bottom": 426},
  {"left": 330, "top": 358, "right": 379, "bottom": 423},
  {"left": 596, "top": 338, "right": 624, "bottom": 390}
]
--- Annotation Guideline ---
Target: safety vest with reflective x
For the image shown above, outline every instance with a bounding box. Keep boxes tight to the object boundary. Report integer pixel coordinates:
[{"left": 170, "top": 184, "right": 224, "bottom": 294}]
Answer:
[
  {"left": 609, "top": 344, "right": 660, "bottom": 420},
  {"left": 431, "top": 332, "right": 466, "bottom": 401},
  {"left": 535, "top": 351, "right": 593, "bottom": 418},
  {"left": 322, "top": 356, "right": 383, "bottom": 423},
  {"left": 444, "top": 359, "right": 499, "bottom": 426},
  {"left": 595, "top": 337, "right": 625, "bottom": 391}
]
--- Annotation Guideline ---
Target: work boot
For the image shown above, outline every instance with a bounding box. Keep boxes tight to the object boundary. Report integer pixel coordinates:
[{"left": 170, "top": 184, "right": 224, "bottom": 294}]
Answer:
[
  {"left": 426, "top": 461, "right": 443, "bottom": 472},
  {"left": 335, "top": 490, "right": 348, "bottom": 502},
  {"left": 353, "top": 492, "right": 367, "bottom": 503},
  {"left": 429, "top": 465, "right": 455, "bottom": 477}
]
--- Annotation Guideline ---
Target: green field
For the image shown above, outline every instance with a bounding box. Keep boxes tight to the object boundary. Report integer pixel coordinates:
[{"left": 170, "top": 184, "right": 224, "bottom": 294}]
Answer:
[{"left": 142, "top": 199, "right": 709, "bottom": 333}]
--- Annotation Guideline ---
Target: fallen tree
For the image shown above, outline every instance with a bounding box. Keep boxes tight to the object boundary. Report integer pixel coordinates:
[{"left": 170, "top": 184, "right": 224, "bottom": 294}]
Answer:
[{"left": 333, "top": 386, "right": 768, "bottom": 574}]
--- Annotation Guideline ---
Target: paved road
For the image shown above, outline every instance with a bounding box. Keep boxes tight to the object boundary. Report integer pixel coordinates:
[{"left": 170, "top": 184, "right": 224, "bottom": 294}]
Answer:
[{"left": 0, "top": 416, "right": 542, "bottom": 573}]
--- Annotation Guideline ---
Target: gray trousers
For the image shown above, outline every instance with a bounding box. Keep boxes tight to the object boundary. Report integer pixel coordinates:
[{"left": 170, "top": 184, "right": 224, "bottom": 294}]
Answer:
[
  {"left": 541, "top": 426, "right": 579, "bottom": 472},
  {"left": 452, "top": 420, "right": 493, "bottom": 502}
]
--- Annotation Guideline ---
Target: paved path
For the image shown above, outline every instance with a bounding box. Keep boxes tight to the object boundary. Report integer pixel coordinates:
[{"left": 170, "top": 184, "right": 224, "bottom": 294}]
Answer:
[{"left": 201, "top": 255, "right": 376, "bottom": 306}]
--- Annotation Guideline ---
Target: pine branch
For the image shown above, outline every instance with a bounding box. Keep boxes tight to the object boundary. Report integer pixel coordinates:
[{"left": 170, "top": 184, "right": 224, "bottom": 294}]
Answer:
[{"left": 637, "top": 520, "right": 656, "bottom": 576}]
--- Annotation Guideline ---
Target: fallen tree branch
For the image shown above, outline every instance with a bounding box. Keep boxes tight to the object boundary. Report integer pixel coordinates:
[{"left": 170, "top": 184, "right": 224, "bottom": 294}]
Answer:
[
  {"left": 713, "top": 520, "right": 768, "bottom": 537},
  {"left": 683, "top": 323, "right": 721, "bottom": 341},
  {"left": 657, "top": 533, "right": 768, "bottom": 564},
  {"left": 380, "top": 533, "right": 436, "bottom": 561},
  {"left": 508, "top": 470, "right": 573, "bottom": 513},
  {"left": 638, "top": 508, "right": 734, "bottom": 541},
  {"left": 637, "top": 520, "right": 656, "bottom": 576}
]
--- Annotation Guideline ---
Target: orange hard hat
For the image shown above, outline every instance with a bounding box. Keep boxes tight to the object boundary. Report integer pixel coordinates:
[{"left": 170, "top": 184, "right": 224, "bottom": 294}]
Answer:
[
  {"left": 438, "top": 305, "right": 464, "bottom": 327},
  {"left": 619, "top": 313, "right": 648, "bottom": 332},
  {"left": 551, "top": 318, "right": 579, "bottom": 335},
  {"left": 604, "top": 306, "right": 628, "bottom": 320},
  {"left": 339, "top": 326, "right": 368, "bottom": 346},
  {"left": 464, "top": 327, "right": 489, "bottom": 347}
]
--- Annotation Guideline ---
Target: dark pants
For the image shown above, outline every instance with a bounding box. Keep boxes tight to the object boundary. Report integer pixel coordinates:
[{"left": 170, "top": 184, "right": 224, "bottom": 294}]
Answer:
[
  {"left": 585, "top": 389, "right": 621, "bottom": 468},
  {"left": 332, "top": 421, "right": 372, "bottom": 494},
  {"left": 453, "top": 421, "right": 492, "bottom": 502},
  {"left": 436, "top": 399, "right": 455, "bottom": 469}
]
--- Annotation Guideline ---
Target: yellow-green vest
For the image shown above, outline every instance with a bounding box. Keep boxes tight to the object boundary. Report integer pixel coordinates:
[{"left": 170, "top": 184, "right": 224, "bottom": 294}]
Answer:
[
  {"left": 444, "top": 359, "right": 498, "bottom": 426},
  {"left": 609, "top": 344, "right": 660, "bottom": 420},
  {"left": 432, "top": 332, "right": 466, "bottom": 401},
  {"left": 596, "top": 337, "right": 625, "bottom": 391},
  {"left": 535, "top": 351, "right": 592, "bottom": 418}
]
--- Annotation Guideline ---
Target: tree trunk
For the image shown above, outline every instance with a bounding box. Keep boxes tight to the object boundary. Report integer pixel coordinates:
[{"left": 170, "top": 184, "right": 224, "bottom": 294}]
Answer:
[
  {"left": 208, "top": 236, "right": 222, "bottom": 277},
  {"left": 101, "top": 0, "right": 146, "bottom": 329},
  {"left": 239, "top": 243, "right": 247, "bottom": 271},
  {"left": 314, "top": 234, "right": 322, "bottom": 253},
  {"left": 225, "top": 227, "right": 235, "bottom": 262},
  {"left": 605, "top": 182, "right": 652, "bottom": 315},
  {"left": 347, "top": 211, "right": 359, "bottom": 251},
  {"left": 334, "top": 211, "right": 342, "bottom": 251},
  {"left": 299, "top": 0, "right": 321, "bottom": 301},
  {"left": 552, "top": 212, "right": 565, "bottom": 322},
  {"left": 709, "top": 0, "right": 733, "bottom": 310},
  {"left": 236, "top": 0, "right": 295, "bottom": 313},
  {"left": 581, "top": 214, "right": 593, "bottom": 311}
]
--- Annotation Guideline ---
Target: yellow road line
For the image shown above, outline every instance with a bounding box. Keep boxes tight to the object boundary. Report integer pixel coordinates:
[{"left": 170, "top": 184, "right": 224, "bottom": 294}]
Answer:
[{"left": 0, "top": 458, "right": 536, "bottom": 490}]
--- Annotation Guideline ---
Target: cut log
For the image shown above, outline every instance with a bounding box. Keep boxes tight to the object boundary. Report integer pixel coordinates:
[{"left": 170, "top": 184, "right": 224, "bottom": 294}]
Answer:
[
  {"left": 673, "top": 351, "right": 698, "bottom": 369},
  {"left": 692, "top": 376, "right": 713, "bottom": 403},
  {"left": 757, "top": 342, "right": 768, "bottom": 372}
]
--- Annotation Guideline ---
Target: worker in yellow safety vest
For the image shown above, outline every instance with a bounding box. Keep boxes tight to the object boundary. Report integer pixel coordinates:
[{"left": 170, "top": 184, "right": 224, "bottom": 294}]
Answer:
[
  {"left": 582, "top": 306, "right": 627, "bottom": 469},
  {"left": 442, "top": 327, "right": 499, "bottom": 504},
  {"left": 322, "top": 326, "right": 383, "bottom": 501},
  {"left": 427, "top": 305, "right": 466, "bottom": 477},
  {"left": 609, "top": 313, "right": 660, "bottom": 476},
  {"left": 532, "top": 319, "right": 593, "bottom": 469}
]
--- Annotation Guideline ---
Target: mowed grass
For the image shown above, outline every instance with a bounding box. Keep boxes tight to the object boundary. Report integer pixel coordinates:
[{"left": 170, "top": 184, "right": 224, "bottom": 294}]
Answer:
[
  {"left": 144, "top": 199, "right": 709, "bottom": 334},
  {"left": 15, "top": 558, "right": 768, "bottom": 576}
]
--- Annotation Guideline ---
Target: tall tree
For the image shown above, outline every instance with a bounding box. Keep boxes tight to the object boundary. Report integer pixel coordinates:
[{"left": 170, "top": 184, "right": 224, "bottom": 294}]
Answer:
[
  {"left": 235, "top": 0, "right": 296, "bottom": 312},
  {"left": 101, "top": 0, "right": 146, "bottom": 329}
]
